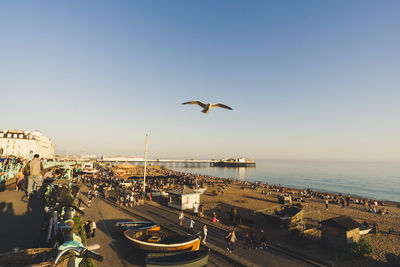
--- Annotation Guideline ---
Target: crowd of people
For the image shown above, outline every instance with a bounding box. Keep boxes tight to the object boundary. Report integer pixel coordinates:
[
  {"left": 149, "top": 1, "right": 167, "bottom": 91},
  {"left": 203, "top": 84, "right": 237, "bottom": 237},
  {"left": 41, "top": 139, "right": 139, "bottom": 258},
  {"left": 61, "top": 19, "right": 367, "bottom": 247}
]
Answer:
[
  {"left": 0, "top": 156, "right": 25, "bottom": 169},
  {"left": 8, "top": 159, "right": 394, "bottom": 259},
  {"left": 77, "top": 165, "right": 257, "bottom": 254},
  {"left": 0, "top": 156, "right": 26, "bottom": 189},
  {"left": 238, "top": 180, "right": 391, "bottom": 216}
]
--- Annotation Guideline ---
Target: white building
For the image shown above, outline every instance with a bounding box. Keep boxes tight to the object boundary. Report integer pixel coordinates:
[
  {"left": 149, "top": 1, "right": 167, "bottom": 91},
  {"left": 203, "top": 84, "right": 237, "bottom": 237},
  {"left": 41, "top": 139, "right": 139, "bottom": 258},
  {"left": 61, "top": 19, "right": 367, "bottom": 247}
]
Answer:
[
  {"left": 0, "top": 130, "right": 55, "bottom": 159},
  {"left": 168, "top": 185, "right": 201, "bottom": 211}
]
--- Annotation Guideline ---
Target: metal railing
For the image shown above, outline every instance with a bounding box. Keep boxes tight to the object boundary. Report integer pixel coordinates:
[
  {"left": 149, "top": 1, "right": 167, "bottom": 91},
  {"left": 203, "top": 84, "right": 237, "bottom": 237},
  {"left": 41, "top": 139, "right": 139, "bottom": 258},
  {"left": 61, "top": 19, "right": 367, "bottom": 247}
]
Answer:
[
  {"left": 0, "top": 160, "right": 83, "bottom": 185},
  {"left": 0, "top": 159, "right": 23, "bottom": 184}
]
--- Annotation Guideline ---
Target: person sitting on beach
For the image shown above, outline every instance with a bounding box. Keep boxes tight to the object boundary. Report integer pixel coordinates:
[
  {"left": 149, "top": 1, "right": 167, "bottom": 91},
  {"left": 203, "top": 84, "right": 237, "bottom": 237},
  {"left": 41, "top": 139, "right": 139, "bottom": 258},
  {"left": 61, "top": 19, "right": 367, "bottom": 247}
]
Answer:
[
  {"left": 212, "top": 212, "right": 219, "bottom": 223},
  {"left": 379, "top": 208, "right": 388, "bottom": 215}
]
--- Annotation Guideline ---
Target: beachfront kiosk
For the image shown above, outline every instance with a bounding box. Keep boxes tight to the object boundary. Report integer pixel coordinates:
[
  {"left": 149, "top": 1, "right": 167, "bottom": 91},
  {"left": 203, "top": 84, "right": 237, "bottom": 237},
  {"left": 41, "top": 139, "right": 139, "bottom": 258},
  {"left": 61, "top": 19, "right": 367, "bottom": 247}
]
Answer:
[
  {"left": 321, "top": 215, "right": 360, "bottom": 251},
  {"left": 168, "top": 185, "right": 200, "bottom": 211}
]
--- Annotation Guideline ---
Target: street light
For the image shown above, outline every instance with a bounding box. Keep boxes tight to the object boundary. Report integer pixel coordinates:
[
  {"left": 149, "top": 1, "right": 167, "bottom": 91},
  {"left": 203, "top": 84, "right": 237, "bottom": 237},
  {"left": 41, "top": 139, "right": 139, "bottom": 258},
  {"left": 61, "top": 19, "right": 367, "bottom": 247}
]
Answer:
[{"left": 143, "top": 133, "right": 149, "bottom": 193}]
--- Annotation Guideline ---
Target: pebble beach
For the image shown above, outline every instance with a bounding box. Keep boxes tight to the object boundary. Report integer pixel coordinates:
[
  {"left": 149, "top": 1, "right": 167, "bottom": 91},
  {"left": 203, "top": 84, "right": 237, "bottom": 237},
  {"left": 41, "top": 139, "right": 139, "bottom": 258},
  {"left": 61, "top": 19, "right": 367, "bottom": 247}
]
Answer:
[{"left": 116, "top": 164, "right": 400, "bottom": 265}]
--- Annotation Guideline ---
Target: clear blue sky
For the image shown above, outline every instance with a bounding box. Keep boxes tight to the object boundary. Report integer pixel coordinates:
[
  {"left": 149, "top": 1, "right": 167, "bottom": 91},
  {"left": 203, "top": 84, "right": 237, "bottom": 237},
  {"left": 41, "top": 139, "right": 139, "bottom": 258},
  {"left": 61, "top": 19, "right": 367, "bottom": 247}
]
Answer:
[{"left": 1, "top": 1, "right": 399, "bottom": 161}]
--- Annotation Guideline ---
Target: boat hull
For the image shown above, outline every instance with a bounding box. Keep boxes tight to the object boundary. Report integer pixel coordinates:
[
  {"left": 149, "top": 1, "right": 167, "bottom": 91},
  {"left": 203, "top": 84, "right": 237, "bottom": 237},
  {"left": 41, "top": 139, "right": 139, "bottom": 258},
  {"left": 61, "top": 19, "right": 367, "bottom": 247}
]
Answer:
[
  {"left": 114, "top": 221, "right": 160, "bottom": 233},
  {"left": 124, "top": 229, "right": 200, "bottom": 252},
  {"left": 145, "top": 250, "right": 209, "bottom": 267}
]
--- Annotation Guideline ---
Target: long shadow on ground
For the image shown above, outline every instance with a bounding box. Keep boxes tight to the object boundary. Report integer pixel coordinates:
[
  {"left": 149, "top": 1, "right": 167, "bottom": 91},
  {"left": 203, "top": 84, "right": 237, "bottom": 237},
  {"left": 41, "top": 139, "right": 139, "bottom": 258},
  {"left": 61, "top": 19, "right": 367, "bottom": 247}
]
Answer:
[
  {"left": 0, "top": 195, "right": 46, "bottom": 253},
  {"left": 96, "top": 219, "right": 145, "bottom": 266}
]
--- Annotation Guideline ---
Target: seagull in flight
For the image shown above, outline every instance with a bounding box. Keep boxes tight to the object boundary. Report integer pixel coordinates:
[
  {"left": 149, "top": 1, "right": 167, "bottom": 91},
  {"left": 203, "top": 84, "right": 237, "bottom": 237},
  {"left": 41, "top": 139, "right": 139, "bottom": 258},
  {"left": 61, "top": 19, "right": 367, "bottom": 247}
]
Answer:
[{"left": 182, "top": 101, "right": 233, "bottom": 114}]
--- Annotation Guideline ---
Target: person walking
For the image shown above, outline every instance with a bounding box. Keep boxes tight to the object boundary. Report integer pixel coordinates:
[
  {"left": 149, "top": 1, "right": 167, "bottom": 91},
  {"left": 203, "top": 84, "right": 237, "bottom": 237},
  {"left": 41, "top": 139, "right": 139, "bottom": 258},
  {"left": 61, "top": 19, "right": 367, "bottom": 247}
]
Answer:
[
  {"left": 85, "top": 221, "right": 91, "bottom": 239},
  {"left": 179, "top": 211, "right": 184, "bottom": 226},
  {"left": 202, "top": 225, "right": 207, "bottom": 244},
  {"left": 325, "top": 198, "right": 329, "bottom": 210},
  {"left": 22, "top": 163, "right": 29, "bottom": 196},
  {"left": 15, "top": 169, "right": 24, "bottom": 191},
  {"left": 226, "top": 230, "right": 237, "bottom": 253},
  {"left": 27, "top": 154, "right": 44, "bottom": 198},
  {"left": 87, "top": 195, "right": 92, "bottom": 208},
  {"left": 189, "top": 218, "right": 195, "bottom": 234},
  {"left": 259, "top": 229, "right": 267, "bottom": 249},
  {"left": 130, "top": 194, "right": 134, "bottom": 207},
  {"left": 91, "top": 221, "right": 97, "bottom": 238}
]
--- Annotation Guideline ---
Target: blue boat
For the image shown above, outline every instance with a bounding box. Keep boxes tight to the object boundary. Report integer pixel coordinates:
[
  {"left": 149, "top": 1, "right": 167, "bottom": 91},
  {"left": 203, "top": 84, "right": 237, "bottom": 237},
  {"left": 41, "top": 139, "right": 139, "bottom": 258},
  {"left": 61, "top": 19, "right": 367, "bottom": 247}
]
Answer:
[{"left": 114, "top": 221, "right": 160, "bottom": 233}]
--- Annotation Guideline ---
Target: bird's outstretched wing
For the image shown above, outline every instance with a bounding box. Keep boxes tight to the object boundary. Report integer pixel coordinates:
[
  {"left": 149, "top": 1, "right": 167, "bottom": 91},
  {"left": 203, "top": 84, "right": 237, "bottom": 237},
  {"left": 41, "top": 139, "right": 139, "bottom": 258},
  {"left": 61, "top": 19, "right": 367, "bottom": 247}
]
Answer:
[
  {"left": 182, "top": 101, "right": 207, "bottom": 108},
  {"left": 210, "top": 103, "right": 233, "bottom": 110}
]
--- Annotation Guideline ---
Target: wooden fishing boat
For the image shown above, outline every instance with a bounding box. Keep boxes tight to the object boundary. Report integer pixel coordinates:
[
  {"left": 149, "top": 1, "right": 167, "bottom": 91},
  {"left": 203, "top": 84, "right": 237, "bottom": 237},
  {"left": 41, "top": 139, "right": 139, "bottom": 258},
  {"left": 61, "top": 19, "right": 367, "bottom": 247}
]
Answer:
[
  {"left": 114, "top": 221, "right": 160, "bottom": 233},
  {"left": 359, "top": 225, "right": 372, "bottom": 236},
  {"left": 145, "top": 249, "right": 210, "bottom": 267},
  {"left": 124, "top": 229, "right": 200, "bottom": 252}
]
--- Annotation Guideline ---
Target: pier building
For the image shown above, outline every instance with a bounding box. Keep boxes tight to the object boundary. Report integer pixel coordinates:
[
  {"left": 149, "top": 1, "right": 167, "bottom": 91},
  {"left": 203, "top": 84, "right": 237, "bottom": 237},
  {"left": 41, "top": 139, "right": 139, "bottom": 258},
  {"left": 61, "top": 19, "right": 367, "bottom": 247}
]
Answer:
[{"left": 0, "top": 130, "right": 55, "bottom": 159}]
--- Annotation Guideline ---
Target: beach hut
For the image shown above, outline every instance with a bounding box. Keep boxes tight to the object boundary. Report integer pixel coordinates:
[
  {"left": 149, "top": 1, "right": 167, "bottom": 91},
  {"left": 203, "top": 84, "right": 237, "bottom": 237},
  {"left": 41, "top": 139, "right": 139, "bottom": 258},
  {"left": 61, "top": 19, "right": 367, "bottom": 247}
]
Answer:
[
  {"left": 321, "top": 215, "right": 360, "bottom": 251},
  {"left": 168, "top": 185, "right": 200, "bottom": 210}
]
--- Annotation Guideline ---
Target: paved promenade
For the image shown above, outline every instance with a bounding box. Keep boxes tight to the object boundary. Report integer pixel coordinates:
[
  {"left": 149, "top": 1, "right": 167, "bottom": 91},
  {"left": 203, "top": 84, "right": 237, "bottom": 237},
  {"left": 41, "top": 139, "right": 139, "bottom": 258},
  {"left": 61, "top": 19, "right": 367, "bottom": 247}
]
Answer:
[
  {"left": 0, "top": 190, "right": 46, "bottom": 253},
  {"left": 82, "top": 190, "right": 237, "bottom": 267},
  {"left": 0, "top": 186, "right": 315, "bottom": 266},
  {"left": 80, "top": 185, "right": 312, "bottom": 267},
  {"left": 0, "top": 188, "right": 236, "bottom": 267}
]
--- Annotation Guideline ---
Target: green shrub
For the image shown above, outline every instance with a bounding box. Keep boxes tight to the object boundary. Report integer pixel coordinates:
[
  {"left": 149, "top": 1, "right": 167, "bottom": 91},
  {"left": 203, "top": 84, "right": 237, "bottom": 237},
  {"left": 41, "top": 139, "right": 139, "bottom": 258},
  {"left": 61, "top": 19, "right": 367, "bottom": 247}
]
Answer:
[
  {"left": 73, "top": 213, "right": 95, "bottom": 267},
  {"left": 73, "top": 215, "right": 86, "bottom": 246},
  {"left": 350, "top": 239, "right": 374, "bottom": 256},
  {"left": 359, "top": 239, "right": 374, "bottom": 256}
]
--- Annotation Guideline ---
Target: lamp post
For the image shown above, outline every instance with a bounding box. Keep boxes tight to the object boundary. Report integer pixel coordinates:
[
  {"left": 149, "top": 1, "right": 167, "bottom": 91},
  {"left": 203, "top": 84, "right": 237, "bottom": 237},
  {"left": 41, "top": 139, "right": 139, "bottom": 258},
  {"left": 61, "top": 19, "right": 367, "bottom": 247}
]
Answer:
[{"left": 143, "top": 133, "right": 149, "bottom": 193}]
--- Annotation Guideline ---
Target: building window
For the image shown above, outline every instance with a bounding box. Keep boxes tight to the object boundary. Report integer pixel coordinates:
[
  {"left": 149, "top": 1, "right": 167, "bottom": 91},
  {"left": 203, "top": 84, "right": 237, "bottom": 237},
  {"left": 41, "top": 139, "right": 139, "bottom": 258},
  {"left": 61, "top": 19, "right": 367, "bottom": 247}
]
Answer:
[
  {"left": 13, "top": 134, "right": 17, "bottom": 138},
  {"left": 7, "top": 134, "right": 11, "bottom": 138},
  {"left": 19, "top": 134, "right": 23, "bottom": 138}
]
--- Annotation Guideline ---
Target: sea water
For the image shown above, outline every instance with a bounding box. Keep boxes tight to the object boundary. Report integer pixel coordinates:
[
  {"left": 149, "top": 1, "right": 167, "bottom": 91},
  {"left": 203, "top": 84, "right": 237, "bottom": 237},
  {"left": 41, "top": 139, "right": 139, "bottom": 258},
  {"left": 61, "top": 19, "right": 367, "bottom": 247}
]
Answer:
[{"left": 155, "top": 160, "right": 400, "bottom": 202}]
